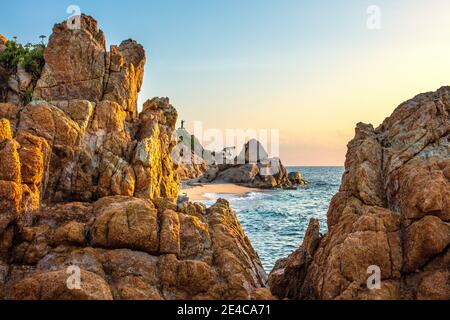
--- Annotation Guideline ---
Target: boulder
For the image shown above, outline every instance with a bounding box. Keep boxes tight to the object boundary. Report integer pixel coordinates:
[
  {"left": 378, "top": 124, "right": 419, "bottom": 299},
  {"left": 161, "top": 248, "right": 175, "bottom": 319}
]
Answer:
[
  {"left": 159, "top": 209, "right": 181, "bottom": 256},
  {"left": 10, "top": 269, "right": 113, "bottom": 300},
  {"left": 288, "top": 171, "right": 307, "bottom": 185},
  {"left": 50, "top": 221, "right": 86, "bottom": 246},
  {"left": 403, "top": 216, "right": 450, "bottom": 273},
  {"left": 90, "top": 197, "right": 159, "bottom": 254},
  {"left": 216, "top": 164, "right": 260, "bottom": 184},
  {"left": 199, "top": 140, "right": 291, "bottom": 189}
]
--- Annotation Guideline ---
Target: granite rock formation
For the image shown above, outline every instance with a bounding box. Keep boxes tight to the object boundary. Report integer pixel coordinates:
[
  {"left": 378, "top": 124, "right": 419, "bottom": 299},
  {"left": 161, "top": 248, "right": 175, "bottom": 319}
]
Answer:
[
  {"left": 33, "top": 16, "right": 145, "bottom": 120},
  {"left": 0, "top": 191, "right": 270, "bottom": 299},
  {"left": 0, "top": 15, "right": 270, "bottom": 300},
  {"left": 269, "top": 87, "right": 450, "bottom": 300},
  {"left": 173, "top": 128, "right": 209, "bottom": 180},
  {"left": 288, "top": 172, "right": 307, "bottom": 186},
  {"left": 200, "top": 139, "right": 292, "bottom": 189},
  {"left": 1, "top": 15, "right": 178, "bottom": 203}
]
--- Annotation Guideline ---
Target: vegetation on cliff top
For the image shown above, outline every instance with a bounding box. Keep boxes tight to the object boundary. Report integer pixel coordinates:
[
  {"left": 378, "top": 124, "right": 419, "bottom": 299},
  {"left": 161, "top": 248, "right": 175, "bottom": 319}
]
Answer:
[
  {"left": 0, "top": 37, "right": 46, "bottom": 104},
  {"left": 0, "top": 38, "right": 45, "bottom": 81}
]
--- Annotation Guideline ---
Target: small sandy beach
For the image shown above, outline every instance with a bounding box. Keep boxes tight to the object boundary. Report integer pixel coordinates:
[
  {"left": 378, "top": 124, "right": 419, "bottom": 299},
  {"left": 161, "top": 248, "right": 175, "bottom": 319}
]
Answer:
[{"left": 180, "top": 183, "right": 259, "bottom": 201}]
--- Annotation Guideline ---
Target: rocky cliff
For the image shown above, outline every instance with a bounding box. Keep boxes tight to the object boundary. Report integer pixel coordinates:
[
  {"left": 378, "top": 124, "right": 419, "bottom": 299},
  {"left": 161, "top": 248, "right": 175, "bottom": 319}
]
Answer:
[
  {"left": 270, "top": 87, "right": 450, "bottom": 300},
  {"left": 0, "top": 15, "right": 270, "bottom": 300},
  {"left": 1, "top": 15, "right": 179, "bottom": 203}
]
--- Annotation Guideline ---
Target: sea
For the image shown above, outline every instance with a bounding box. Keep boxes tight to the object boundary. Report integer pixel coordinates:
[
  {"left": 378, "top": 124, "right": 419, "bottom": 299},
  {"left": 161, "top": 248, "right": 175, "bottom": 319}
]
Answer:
[{"left": 200, "top": 166, "right": 344, "bottom": 273}]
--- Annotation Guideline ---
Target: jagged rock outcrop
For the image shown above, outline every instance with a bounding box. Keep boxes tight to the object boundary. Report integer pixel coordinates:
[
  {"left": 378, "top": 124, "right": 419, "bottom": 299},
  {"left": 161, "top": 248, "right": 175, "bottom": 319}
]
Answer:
[
  {"left": 103, "top": 39, "right": 145, "bottom": 120},
  {"left": 33, "top": 15, "right": 145, "bottom": 121},
  {"left": 173, "top": 128, "right": 209, "bottom": 180},
  {"left": 132, "top": 97, "right": 180, "bottom": 200},
  {"left": 0, "top": 15, "right": 270, "bottom": 300},
  {"left": 0, "top": 15, "right": 178, "bottom": 203},
  {"left": 269, "top": 87, "right": 450, "bottom": 300},
  {"left": 200, "top": 139, "right": 291, "bottom": 189},
  {"left": 0, "top": 97, "right": 179, "bottom": 204}
]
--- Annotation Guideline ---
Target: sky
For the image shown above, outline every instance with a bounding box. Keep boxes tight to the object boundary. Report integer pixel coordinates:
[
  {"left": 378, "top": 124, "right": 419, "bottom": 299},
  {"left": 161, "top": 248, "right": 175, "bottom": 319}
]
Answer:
[{"left": 2, "top": 0, "right": 450, "bottom": 165}]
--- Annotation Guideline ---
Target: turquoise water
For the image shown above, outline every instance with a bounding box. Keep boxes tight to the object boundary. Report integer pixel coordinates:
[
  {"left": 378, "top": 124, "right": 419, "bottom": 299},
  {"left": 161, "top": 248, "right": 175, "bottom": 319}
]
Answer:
[{"left": 201, "top": 166, "right": 344, "bottom": 273}]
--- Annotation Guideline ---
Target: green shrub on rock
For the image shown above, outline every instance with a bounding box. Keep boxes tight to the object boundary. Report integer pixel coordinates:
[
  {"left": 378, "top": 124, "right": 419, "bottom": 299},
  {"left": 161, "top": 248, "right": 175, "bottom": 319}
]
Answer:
[{"left": 0, "top": 39, "right": 45, "bottom": 81}]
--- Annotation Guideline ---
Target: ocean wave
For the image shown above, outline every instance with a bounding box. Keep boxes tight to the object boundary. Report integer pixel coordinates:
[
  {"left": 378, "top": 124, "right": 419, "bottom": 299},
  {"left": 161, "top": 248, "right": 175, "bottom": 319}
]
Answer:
[
  {"left": 199, "top": 191, "right": 269, "bottom": 206},
  {"left": 231, "top": 191, "right": 268, "bottom": 201},
  {"left": 233, "top": 167, "right": 343, "bottom": 272},
  {"left": 197, "top": 167, "right": 343, "bottom": 272}
]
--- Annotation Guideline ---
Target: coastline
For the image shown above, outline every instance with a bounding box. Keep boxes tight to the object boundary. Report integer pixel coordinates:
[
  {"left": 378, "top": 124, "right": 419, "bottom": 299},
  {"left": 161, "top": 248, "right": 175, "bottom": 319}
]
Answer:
[
  {"left": 180, "top": 183, "right": 259, "bottom": 201},
  {"left": 1, "top": 6, "right": 448, "bottom": 302}
]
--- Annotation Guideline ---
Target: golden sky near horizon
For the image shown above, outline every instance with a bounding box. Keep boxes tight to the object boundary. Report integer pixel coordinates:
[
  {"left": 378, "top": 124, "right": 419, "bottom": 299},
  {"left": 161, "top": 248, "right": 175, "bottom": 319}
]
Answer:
[
  {"left": 136, "top": 1, "right": 450, "bottom": 166},
  {"left": 173, "top": 44, "right": 450, "bottom": 166}
]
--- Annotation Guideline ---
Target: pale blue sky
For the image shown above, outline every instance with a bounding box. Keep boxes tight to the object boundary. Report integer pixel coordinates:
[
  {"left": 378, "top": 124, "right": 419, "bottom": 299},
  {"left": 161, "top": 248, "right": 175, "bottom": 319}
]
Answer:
[{"left": 2, "top": 1, "right": 450, "bottom": 165}]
